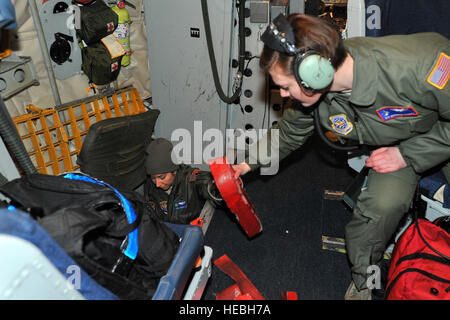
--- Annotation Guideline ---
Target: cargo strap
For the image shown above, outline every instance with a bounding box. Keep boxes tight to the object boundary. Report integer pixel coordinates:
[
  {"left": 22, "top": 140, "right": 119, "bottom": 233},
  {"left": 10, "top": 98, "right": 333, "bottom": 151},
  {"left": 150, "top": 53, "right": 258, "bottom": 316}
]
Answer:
[
  {"left": 214, "top": 254, "right": 265, "bottom": 300},
  {"left": 280, "top": 291, "right": 298, "bottom": 300},
  {"left": 214, "top": 254, "right": 299, "bottom": 300}
]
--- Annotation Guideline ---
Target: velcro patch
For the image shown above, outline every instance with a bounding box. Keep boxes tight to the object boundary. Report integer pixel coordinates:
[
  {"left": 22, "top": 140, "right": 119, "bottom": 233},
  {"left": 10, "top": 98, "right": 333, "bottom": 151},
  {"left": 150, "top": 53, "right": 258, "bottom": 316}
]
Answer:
[
  {"left": 174, "top": 200, "right": 186, "bottom": 210},
  {"left": 159, "top": 200, "right": 168, "bottom": 213},
  {"left": 376, "top": 106, "right": 418, "bottom": 122},
  {"left": 427, "top": 52, "right": 450, "bottom": 89}
]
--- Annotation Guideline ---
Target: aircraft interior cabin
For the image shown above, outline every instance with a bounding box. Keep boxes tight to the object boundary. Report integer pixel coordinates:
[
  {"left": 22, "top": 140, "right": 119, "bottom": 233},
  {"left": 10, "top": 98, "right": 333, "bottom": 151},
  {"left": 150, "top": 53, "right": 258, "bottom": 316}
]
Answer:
[{"left": 0, "top": 0, "right": 449, "bottom": 308}]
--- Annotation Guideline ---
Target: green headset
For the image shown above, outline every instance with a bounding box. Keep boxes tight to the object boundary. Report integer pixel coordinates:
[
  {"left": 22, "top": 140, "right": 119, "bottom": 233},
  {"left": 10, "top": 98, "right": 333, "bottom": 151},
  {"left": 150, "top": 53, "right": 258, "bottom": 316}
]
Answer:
[{"left": 261, "top": 14, "right": 335, "bottom": 93}]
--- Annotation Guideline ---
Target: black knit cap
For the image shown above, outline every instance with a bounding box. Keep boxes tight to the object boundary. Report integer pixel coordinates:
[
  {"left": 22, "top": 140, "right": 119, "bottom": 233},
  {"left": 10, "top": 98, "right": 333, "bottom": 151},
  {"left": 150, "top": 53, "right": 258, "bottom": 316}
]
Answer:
[{"left": 145, "top": 138, "right": 178, "bottom": 175}]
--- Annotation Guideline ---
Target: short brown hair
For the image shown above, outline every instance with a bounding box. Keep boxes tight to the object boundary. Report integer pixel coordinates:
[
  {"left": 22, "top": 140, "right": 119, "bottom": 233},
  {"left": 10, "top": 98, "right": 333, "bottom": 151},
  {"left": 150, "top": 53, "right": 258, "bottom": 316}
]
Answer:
[{"left": 260, "top": 14, "right": 347, "bottom": 75}]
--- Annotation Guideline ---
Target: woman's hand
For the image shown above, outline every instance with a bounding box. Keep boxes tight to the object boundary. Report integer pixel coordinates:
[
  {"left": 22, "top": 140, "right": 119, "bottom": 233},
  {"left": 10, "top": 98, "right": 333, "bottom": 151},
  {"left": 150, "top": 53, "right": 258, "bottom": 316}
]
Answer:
[
  {"left": 231, "top": 162, "right": 251, "bottom": 179},
  {"left": 365, "top": 147, "right": 407, "bottom": 173}
]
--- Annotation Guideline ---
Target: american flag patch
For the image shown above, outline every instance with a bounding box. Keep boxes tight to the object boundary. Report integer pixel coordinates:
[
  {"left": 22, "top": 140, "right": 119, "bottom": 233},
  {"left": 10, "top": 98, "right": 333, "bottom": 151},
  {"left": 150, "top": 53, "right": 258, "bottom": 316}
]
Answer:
[{"left": 427, "top": 52, "right": 450, "bottom": 89}]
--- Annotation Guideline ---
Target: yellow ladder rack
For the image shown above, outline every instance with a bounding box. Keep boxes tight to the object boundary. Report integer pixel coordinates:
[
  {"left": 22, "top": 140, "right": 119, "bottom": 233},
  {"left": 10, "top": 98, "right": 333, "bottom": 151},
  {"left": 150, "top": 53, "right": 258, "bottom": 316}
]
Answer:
[{"left": 12, "top": 87, "right": 147, "bottom": 175}]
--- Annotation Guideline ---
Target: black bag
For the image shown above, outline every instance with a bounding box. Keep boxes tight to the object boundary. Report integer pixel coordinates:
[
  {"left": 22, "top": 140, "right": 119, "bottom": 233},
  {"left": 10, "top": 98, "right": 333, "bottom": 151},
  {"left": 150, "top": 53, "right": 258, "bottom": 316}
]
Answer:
[
  {"left": 0, "top": 173, "right": 180, "bottom": 300},
  {"left": 81, "top": 41, "right": 123, "bottom": 85},
  {"left": 78, "top": 0, "right": 118, "bottom": 45}
]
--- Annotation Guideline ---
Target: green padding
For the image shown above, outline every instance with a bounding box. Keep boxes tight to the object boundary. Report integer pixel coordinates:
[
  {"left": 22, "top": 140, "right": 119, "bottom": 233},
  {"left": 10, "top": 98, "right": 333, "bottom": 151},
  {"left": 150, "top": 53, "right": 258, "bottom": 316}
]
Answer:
[{"left": 298, "top": 55, "right": 334, "bottom": 90}]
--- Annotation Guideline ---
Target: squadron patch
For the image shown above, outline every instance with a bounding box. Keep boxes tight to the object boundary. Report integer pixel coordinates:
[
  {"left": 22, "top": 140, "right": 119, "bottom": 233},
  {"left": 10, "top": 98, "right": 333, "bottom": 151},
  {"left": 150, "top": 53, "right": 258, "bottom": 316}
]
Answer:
[
  {"left": 159, "top": 200, "right": 168, "bottom": 213},
  {"left": 329, "top": 114, "right": 353, "bottom": 135},
  {"left": 376, "top": 106, "right": 418, "bottom": 122},
  {"left": 427, "top": 52, "right": 450, "bottom": 89}
]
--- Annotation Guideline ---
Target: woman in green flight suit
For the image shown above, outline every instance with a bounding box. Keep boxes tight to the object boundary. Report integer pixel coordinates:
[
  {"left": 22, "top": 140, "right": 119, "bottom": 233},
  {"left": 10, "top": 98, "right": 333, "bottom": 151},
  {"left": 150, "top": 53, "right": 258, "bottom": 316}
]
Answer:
[
  {"left": 232, "top": 13, "right": 450, "bottom": 299},
  {"left": 144, "top": 138, "right": 223, "bottom": 225}
]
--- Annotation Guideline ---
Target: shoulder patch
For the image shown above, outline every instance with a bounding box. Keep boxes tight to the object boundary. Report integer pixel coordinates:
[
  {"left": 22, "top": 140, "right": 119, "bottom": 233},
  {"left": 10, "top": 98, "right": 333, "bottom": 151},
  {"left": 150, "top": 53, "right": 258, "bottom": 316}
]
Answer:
[
  {"left": 376, "top": 106, "right": 418, "bottom": 122},
  {"left": 174, "top": 200, "right": 187, "bottom": 210},
  {"left": 159, "top": 200, "right": 168, "bottom": 213},
  {"left": 329, "top": 114, "right": 353, "bottom": 135},
  {"left": 427, "top": 52, "right": 450, "bottom": 90}
]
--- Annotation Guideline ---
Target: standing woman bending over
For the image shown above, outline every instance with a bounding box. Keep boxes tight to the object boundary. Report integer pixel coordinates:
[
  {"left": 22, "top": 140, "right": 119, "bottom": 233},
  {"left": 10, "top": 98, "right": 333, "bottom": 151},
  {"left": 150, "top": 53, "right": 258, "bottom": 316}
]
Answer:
[{"left": 233, "top": 14, "right": 450, "bottom": 299}]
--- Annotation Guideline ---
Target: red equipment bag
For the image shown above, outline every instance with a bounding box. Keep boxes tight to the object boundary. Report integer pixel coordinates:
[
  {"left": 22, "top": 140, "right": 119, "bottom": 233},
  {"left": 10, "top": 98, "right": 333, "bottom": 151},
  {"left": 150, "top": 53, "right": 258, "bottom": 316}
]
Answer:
[{"left": 384, "top": 218, "right": 450, "bottom": 300}]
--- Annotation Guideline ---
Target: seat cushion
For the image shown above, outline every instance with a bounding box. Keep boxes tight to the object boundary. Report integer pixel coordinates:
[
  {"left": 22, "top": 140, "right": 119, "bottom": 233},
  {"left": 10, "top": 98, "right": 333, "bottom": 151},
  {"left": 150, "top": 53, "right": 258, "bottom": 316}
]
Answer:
[{"left": 77, "top": 109, "right": 160, "bottom": 190}]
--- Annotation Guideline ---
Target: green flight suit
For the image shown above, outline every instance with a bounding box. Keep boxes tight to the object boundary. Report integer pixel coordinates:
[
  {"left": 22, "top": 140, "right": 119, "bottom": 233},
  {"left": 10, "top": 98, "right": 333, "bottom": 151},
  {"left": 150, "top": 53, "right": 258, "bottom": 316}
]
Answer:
[
  {"left": 144, "top": 164, "right": 222, "bottom": 224},
  {"left": 247, "top": 32, "right": 450, "bottom": 290}
]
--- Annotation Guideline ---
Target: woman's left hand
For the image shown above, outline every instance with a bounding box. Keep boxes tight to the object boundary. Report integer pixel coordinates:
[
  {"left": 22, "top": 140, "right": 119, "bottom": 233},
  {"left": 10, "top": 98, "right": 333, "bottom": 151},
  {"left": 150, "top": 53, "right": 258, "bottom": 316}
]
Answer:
[{"left": 365, "top": 147, "right": 407, "bottom": 173}]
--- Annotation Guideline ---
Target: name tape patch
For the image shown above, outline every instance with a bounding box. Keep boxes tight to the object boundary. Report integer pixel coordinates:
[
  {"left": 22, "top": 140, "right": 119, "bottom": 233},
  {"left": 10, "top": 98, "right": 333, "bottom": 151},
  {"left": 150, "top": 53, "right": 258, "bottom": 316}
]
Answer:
[
  {"left": 174, "top": 200, "right": 187, "bottom": 210},
  {"left": 427, "top": 52, "right": 450, "bottom": 90},
  {"left": 376, "top": 106, "right": 418, "bottom": 122}
]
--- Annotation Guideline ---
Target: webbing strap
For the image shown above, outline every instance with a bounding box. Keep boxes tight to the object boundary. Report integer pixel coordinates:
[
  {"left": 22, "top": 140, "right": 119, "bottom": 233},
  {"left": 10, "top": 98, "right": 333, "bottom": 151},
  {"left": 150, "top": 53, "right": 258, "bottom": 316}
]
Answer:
[
  {"left": 281, "top": 291, "right": 298, "bottom": 300},
  {"left": 214, "top": 254, "right": 265, "bottom": 300}
]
